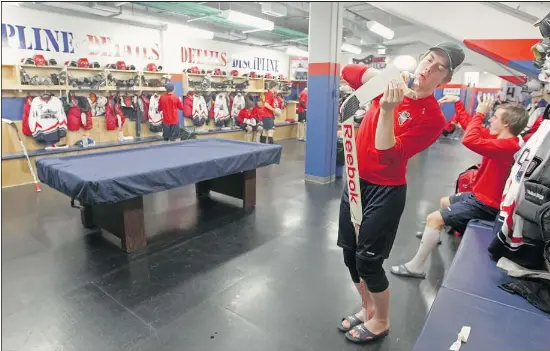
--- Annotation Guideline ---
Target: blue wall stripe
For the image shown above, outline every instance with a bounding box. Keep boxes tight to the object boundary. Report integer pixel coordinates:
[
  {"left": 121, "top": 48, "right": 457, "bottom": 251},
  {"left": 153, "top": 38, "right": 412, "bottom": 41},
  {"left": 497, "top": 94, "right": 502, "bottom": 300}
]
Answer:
[
  {"left": 304, "top": 74, "right": 339, "bottom": 179},
  {"left": 1, "top": 98, "right": 25, "bottom": 121}
]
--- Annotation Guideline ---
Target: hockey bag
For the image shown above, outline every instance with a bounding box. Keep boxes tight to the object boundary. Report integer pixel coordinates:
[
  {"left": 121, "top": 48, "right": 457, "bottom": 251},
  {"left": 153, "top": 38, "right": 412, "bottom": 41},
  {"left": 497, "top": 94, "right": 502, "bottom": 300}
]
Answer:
[{"left": 455, "top": 164, "right": 480, "bottom": 194}]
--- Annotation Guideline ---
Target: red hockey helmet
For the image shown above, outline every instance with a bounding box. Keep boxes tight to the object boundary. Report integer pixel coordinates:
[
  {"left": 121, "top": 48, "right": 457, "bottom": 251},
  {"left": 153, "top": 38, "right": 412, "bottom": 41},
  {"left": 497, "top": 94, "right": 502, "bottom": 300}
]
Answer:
[
  {"left": 77, "top": 58, "right": 90, "bottom": 68},
  {"left": 230, "top": 69, "right": 239, "bottom": 77},
  {"left": 33, "top": 55, "right": 47, "bottom": 66},
  {"left": 190, "top": 66, "right": 200, "bottom": 74},
  {"left": 146, "top": 63, "right": 158, "bottom": 72},
  {"left": 116, "top": 61, "right": 127, "bottom": 70},
  {"left": 214, "top": 68, "right": 222, "bottom": 76}
]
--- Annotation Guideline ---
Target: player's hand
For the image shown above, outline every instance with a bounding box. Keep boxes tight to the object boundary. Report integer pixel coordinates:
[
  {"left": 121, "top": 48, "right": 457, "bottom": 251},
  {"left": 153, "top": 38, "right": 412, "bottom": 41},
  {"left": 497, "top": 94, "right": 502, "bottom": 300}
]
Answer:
[
  {"left": 400, "top": 71, "right": 418, "bottom": 99},
  {"left": 476, "top": 93, "right": 495, "bottom": 115},
  {"left": 438, "top": 95, "right": 460, "bottom": 105},
  {"left": 380, "top": 79, "right": 404, "bottom": 112}
]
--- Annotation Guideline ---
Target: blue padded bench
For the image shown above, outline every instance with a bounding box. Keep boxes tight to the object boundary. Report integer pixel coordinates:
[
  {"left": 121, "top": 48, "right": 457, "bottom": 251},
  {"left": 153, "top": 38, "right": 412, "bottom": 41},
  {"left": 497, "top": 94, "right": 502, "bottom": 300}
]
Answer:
[
  {"left": 1, "top": 136, "right": 164, "bottom": 161},
  {"left": 413, "top": 220, "right": 550, "bottom": 351}
]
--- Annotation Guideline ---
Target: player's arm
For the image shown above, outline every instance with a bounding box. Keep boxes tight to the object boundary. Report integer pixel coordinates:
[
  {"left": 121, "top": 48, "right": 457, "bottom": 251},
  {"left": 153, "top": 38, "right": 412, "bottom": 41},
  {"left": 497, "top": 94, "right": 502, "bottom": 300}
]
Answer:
[
  {"left": 438, "top": 95, "right": 473, "bottom": 130},
  {"left": 341, "top": 64, "right": 381, "bottom": 91},
  {"left": 177, "top": 96, "right": 184, "bottom": 110},
  {"left": 462, "top": 95, "right": 515, "bottom": 160},
  {"left": 374, "top": 112, "right": 444, "bottom": 165}
]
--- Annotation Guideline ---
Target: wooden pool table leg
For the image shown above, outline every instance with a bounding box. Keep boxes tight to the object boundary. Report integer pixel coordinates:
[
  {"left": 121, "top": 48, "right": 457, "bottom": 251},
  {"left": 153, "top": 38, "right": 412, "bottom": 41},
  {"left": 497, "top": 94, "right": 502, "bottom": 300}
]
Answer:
[
  {"left": 80, "top": 196, "right": 147, "bottom": 253},
  {"left": 195, "top": 170, "right": 257, "bottom": 209}
]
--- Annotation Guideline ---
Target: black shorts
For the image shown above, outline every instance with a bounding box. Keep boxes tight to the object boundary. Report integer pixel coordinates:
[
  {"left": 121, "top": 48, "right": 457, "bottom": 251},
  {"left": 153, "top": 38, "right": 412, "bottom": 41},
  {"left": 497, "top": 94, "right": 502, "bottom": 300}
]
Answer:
[
  {"left": 298, "top": 111, "right": 307, "bottom": 122},
  {"left": 163, "top": 123, "right": 179, "bottom": 141},
  {"left": 242, "top": 124, "right": 258, "bottom": 132},
  {"left": 440, "top": 192, "right": 498, "bottom": 234},
  {"left": 262, "top": 117, "right": 275, "bottom": 131},
  {"left": 337, "top": 179, "right": 407, "bottom": 262}
]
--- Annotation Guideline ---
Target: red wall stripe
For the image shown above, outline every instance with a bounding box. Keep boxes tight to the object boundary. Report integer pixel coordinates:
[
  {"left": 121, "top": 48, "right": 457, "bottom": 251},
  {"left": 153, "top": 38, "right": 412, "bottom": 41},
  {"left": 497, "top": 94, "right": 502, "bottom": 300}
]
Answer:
[
  {"left": 464, "top": 39, "right": 540, "bottom": 62},
  {"left": 171, "top": 73, "right": 183, "bottom": 82},
  {"left": 308, "top": 62, "right": 341, "bottom": 76}
]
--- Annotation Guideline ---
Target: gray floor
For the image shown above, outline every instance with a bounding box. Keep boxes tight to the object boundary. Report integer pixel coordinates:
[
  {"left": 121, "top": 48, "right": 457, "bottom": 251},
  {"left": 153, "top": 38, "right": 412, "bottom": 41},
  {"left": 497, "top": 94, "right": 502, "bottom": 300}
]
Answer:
[{"left": 1, "top": 138, "right": 481, "bottom": 351}]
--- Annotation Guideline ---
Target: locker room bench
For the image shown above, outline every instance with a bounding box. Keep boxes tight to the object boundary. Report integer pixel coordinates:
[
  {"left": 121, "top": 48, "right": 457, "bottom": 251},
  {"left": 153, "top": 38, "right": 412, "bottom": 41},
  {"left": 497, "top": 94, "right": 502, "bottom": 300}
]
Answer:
[{"left": 412, "top": 220, "right": 550, "bottom": 350}]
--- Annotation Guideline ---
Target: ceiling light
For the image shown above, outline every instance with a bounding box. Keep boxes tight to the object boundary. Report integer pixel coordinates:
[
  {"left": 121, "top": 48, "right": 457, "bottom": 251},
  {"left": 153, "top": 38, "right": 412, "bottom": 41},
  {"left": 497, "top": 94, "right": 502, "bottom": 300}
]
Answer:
[
  {"left": 341, "top": 43, "right": 362, "bottom": 55},
  {"left": 366, "top": 21, "right": 394, "bottom": 40},
  {"left": 221, "top": 10, "right": 274, "bottom": 31},
  {"left": 286, "top": 46, "right": 309, "bottom": 58},
  {"left": 393, "top": 55, "right": 417, "bottom": 72}
]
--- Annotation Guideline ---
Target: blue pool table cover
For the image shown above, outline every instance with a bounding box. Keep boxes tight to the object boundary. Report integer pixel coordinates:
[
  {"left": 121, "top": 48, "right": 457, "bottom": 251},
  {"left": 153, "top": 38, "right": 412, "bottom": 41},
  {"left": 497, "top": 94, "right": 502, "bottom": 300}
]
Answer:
[{"left": 36, "top": 139, "right": 282, "bottom": 206}]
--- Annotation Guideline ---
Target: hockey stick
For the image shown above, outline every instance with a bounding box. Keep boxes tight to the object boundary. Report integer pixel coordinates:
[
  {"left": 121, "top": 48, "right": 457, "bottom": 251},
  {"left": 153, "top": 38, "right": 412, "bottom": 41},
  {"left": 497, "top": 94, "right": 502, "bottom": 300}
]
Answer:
[
  {"left": 339, "top": 64, "right": 408, "bottom": 319},
  {"left": 2, "top": 118, "right": 41, "bottom": 192}
]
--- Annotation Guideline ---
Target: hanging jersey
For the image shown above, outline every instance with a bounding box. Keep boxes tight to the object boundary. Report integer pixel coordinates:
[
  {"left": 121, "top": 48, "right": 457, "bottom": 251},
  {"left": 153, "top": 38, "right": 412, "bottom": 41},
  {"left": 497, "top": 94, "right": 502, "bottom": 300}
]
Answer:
[
  {"left": 214, "top": 93, "right": 230, "bottom": 121},
  {"left": 22, "top": 95, "right": 33, "bottom": 136},
  {"left": 148, "top": 94, "right": 163, "bottom": 127},
  {"left": 231, "top": 94, "right": 246, "bottom": 119},
  {"left": 192, "top": 94, "right": 208, "bottom": 126},
  {"left": 28, "top": 96, "right": 67, "bottom": 143},
  {"left": 139, "top": 94, "right": 150, "bottom": 123},
  {"left": 496, "top": 120, "right": 550, "bottom": 249},
  {"left": 95, "top": 96, "right": 107, "bottom": 117},
  {"left": 183, "top": 93, "right": 194, "bottom": 118}
]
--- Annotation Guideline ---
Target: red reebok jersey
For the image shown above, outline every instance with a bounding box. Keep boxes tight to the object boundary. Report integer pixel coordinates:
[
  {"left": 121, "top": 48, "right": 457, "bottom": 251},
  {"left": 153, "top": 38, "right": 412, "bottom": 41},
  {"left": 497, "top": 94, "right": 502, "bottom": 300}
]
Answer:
[
  {"left": 264, "top": 91, "right": 275, "bottom": 117},
  {"left": 461, "top": 113, "right": 522, "bottom": 209},
  {"left": 341, "top": 64, "right": 446, "bottom": 186},
  {"left": 158, "top": 93, "right": 184, "bottom": 125}
]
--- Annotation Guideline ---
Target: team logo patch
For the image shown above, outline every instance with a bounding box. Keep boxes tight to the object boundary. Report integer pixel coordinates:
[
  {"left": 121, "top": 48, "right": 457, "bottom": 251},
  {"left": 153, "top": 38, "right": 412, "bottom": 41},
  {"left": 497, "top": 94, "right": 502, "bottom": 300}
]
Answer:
[{"left": 398, "top": 111, "right": 411, "bottom": 125}]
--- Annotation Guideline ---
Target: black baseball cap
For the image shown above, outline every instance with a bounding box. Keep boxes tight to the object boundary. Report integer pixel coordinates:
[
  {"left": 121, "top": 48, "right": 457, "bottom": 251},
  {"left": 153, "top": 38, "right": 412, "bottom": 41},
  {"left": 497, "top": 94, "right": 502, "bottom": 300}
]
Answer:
[{"left": 429, "top": 42, "right": 465, "bottom": 72}]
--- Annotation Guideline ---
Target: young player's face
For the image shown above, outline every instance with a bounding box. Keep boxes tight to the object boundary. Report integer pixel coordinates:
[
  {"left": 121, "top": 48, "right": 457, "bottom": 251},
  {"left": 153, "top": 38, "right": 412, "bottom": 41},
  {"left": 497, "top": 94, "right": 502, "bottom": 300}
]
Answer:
[
  {"left": 488, "top": 109, "right": 507, "bottom": 135},
  {"left": 414, "top": 50, "right": 450, "bottom": 91}
]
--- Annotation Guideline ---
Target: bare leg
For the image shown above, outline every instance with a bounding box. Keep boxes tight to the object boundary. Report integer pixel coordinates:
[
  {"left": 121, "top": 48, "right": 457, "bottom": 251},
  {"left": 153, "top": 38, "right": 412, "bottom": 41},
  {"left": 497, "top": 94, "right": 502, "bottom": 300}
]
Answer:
[
  {"left": 255, "top": 126, "right": 263, "bottom": 142},
  {"left": 341, "top": 280, "right": 375, "bottom": 330},
  {"left": 349, "top": 285, "right": 390, "bottom": 338},
  {"left": 440, "top": 196, "right": 450, "bottom": 208}
]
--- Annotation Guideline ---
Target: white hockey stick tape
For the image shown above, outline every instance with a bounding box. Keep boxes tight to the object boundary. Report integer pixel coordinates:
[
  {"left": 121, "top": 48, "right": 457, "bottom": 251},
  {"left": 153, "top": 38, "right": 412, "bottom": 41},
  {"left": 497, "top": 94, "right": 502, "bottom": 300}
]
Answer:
[{"left": 341, "top": 64, "right": 402, "bottom": 238}]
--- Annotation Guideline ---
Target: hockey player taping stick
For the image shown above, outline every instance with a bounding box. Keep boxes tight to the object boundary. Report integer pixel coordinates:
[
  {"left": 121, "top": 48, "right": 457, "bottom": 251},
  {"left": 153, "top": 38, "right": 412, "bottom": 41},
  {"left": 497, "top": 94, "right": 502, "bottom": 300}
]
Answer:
[
  {"left": 2, "top": 118, "right": 41, "bottom": 192},
  {"left": 338, "top": 64, "right": 414, "bottom": 339},
  {"left": 337, "top": 42, "right": 464, "bottom": 344}
]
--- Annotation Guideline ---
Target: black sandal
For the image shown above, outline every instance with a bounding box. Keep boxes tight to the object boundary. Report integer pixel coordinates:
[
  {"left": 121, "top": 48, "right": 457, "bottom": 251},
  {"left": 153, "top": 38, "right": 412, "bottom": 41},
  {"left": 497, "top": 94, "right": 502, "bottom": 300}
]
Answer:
[
  {"left": 338, "top": 314, "right": 363, "bottom": 332},
  {"left": 345, "top": 324, "right": 389, "bottom": 344}
]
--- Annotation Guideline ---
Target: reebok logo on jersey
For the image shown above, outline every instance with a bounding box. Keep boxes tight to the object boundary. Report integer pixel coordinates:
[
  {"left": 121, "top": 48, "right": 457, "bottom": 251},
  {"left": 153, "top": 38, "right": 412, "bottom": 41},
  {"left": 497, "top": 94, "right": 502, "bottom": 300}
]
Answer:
[{"left": 398, "top": 111, "right": 411, "bottom": 125}]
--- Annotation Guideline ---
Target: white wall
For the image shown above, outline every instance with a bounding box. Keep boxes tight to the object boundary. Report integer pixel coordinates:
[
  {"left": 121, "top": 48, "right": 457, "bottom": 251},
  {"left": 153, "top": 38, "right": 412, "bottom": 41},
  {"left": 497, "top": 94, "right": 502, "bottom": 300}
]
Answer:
[
  {"left": 163, "top": 24, "right": 289, "bottom": 75},
  {"left": 2, "top": 6, "right": 161, "bottom": 70},
  {"left": 2, "top": 6, "right": 290, "bottom": 75}
]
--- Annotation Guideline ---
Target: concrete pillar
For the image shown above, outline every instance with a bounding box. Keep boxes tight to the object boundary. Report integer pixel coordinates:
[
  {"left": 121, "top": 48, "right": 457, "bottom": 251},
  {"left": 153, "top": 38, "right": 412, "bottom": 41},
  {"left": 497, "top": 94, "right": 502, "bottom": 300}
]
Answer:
[{"left": 304, "top": 2, "right": 343, "bottom": 184}]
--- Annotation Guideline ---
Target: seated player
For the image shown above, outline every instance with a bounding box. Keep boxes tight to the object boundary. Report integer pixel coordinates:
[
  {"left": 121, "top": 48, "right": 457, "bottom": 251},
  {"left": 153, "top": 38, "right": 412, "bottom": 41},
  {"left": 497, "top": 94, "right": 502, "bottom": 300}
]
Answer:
[
  {"left": 238, "top": 97, "right": 263, "bottom": 142},
  {"left": 390, "top": 93, "right": 529, "bottom": 278}
]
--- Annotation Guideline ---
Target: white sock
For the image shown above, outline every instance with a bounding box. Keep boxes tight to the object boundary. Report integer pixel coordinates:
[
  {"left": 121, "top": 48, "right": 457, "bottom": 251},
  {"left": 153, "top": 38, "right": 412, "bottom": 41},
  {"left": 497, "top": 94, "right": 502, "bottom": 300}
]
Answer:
[{"left": 405, "top": 226, "right": 440, "bottom": 273}]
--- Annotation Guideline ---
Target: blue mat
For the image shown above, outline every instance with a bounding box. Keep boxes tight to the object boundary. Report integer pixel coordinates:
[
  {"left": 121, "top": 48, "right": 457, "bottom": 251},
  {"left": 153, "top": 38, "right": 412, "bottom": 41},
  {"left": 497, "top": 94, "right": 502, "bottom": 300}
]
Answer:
[
  {"left": 442, "top": 220, "right": 549, "bottom": 317},
  {"left": 413, "top": 287, "right": 550, "bottom": 351},
  {"left": 36, "top": 139, "right": 282, "bottom": 206}
]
